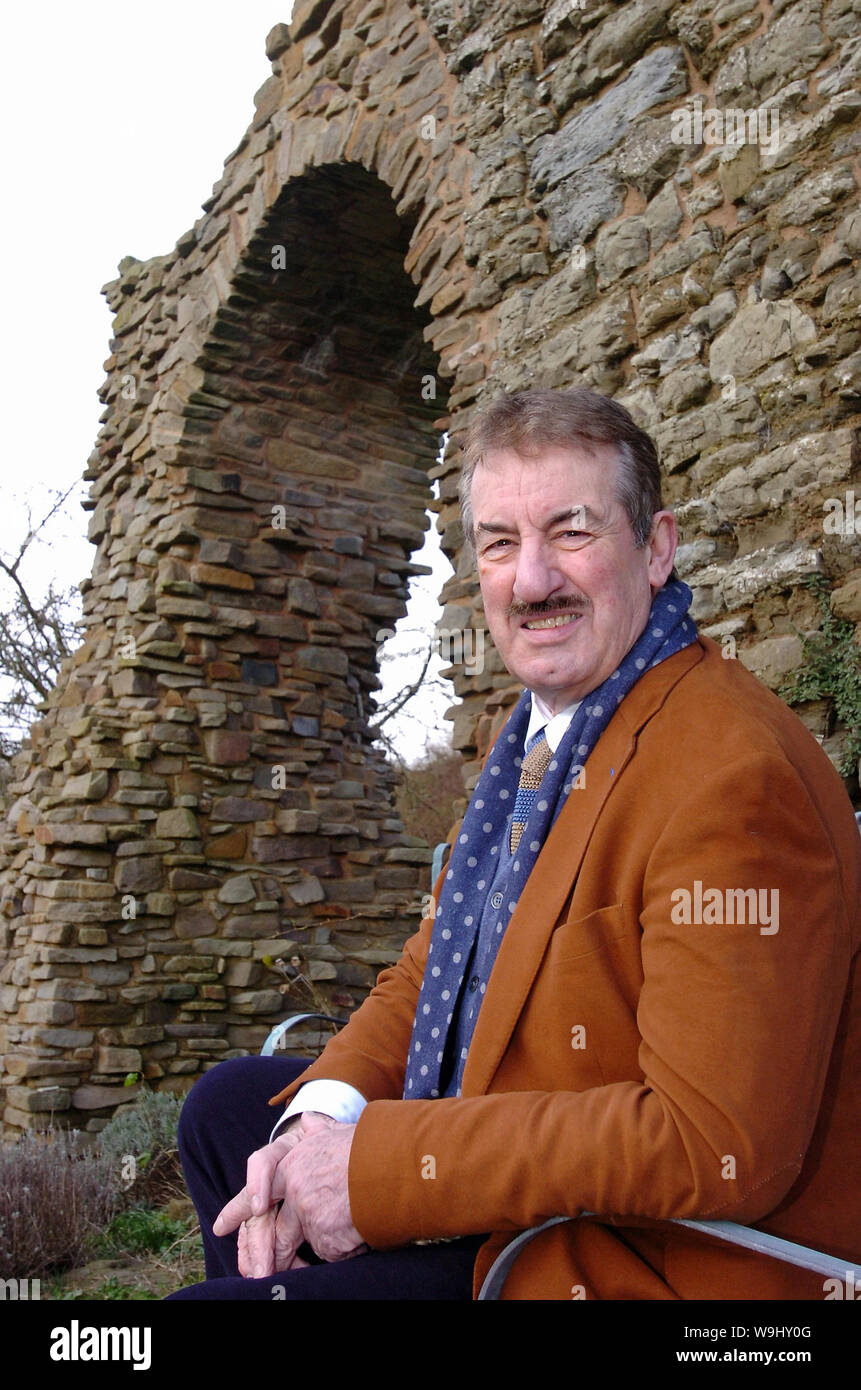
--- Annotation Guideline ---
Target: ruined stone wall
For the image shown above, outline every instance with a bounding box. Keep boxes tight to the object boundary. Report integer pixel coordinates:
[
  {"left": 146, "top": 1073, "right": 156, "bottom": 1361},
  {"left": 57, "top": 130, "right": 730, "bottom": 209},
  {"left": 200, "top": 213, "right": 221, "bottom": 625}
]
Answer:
[{"left": 1, "top": 0, "right": 859, "bottom": 1133}]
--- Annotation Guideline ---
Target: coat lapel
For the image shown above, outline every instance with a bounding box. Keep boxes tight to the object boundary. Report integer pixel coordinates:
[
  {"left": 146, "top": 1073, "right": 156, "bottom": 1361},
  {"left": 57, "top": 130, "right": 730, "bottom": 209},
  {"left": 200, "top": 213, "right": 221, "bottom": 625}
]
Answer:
[{"left": 461, "top": 639, "right": 705, "bottom": 1097}]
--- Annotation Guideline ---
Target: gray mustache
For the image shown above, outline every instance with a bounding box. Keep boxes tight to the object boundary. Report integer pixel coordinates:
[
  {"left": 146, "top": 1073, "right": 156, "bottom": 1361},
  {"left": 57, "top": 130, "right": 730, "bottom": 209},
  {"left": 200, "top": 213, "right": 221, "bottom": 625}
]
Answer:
[{"left": 506, "top": 597, "right": 590, "bottom": 620}]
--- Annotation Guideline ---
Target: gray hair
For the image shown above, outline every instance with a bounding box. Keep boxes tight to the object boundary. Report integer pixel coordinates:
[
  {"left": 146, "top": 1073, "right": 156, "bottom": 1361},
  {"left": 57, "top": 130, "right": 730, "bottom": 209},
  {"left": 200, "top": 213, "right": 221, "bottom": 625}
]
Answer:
[{"left": 459, "top": 388, "right": 666, "bottom": 553}]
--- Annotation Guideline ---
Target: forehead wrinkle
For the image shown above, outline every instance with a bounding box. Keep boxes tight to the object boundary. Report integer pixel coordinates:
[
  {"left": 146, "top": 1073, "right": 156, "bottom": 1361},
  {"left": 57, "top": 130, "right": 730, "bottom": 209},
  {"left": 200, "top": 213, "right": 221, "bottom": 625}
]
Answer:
[
  {"left": 471, "top": 446, "right": 621, "bottom": 532},
  {"left": 474, "top": 502, "right": 607, "bottom": 536}
]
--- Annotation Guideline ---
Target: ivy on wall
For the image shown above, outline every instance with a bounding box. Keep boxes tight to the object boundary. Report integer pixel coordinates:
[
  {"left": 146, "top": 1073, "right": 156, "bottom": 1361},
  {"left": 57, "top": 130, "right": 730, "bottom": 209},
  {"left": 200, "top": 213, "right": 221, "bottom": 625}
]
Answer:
[{"left": 780, "top": 575, "right": 861, "bottom": 782}]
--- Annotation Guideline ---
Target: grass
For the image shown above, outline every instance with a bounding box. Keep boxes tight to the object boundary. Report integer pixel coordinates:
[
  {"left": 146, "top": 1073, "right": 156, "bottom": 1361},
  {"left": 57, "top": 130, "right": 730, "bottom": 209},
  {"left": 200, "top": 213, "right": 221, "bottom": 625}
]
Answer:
[
  {"left": 44, "top": 1200, "right": 207, "bottom": 1300},
  {"left": 47, "top": 1221, "right": 206, "bottom": 1300},
  {"left": 96, "top": 1207, "right": 190, "bottom": 1257},
  {"left": 49, "top": 1276, "right": 163, "bottom": 1302}
]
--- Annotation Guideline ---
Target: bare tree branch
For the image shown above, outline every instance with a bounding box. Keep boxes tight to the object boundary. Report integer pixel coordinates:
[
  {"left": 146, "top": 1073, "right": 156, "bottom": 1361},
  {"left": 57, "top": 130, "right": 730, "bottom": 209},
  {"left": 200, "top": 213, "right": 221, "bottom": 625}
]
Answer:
[
  {"left": 368, "top": 637, "right": 435, "bottom": 731},
  {"left": 0, "top": 488, "right": 83, "bottom": 777}
]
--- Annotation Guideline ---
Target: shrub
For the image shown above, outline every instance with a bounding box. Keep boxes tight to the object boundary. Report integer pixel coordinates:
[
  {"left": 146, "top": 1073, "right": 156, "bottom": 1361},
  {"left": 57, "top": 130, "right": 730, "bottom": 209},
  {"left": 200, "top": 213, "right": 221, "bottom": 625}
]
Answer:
[
  {"left": 394, "top": 745, "right": 465, "bottom": 847},
  {"left": 97, "top": 1089, "right": 186, "bottom": 1208},
  {"left": 0, "top": 1128, "right": 120, "bottom": 1280}
]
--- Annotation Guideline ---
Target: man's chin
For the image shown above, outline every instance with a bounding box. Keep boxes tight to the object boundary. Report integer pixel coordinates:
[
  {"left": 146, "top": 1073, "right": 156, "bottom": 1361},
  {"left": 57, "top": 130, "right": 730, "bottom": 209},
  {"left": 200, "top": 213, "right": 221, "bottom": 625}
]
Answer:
[{"left": 504, "top": 657, "right": 589, "bottom": 706}]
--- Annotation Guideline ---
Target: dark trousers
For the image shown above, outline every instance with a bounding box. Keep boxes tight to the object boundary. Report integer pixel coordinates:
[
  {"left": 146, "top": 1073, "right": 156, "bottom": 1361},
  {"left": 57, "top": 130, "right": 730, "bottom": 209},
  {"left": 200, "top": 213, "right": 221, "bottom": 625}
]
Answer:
[{"left": 167, "top": 1055, "right": 484, "bottom": 1300}]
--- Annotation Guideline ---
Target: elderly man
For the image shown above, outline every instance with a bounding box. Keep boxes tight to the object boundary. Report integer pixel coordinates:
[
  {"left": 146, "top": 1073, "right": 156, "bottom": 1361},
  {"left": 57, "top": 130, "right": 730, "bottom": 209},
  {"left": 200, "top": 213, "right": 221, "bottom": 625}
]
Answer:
[{"left": 170, "top": 388, "right": 860, "bottom": 1300}]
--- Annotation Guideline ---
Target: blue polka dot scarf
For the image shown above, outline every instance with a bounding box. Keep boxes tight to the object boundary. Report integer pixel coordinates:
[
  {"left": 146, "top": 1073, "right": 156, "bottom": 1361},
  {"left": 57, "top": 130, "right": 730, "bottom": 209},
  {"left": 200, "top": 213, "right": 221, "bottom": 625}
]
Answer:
[{"left": 403, "top": 580, "right": 698, "bottom": 1099}]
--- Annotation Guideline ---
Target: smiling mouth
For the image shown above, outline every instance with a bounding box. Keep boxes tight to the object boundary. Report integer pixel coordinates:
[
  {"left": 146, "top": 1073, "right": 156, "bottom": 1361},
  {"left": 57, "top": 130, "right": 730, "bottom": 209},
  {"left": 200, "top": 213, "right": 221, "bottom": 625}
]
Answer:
[{"left": 522, "top": 612, "right": 583, "bottom": 631}]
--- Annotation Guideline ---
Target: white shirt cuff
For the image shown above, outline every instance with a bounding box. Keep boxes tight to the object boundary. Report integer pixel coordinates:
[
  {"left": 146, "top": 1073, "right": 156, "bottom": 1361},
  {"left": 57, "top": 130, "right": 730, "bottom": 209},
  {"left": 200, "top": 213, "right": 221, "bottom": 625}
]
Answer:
[{"left": 268, "top": 1079, "right": 368, "bottom": 1144}]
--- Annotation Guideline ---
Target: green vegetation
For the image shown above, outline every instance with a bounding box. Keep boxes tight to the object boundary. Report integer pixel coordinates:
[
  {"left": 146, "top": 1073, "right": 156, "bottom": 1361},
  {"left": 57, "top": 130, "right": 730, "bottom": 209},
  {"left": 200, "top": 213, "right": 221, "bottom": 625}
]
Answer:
[
  {"left": 0, "top": 1087, "right": 204, "bottom": 1298},
  {"left": 780, "top": 574, "right": 861, "bottom": 779},
  {"left": 95, "top": 1207, "right": 189, "bottom": 1258},
  {"left": 47, "top": 1276, "right": 162, "bottom": 1302},
  {"left": 96, "top": 1087, "right": 185, "bottom": 1172}
]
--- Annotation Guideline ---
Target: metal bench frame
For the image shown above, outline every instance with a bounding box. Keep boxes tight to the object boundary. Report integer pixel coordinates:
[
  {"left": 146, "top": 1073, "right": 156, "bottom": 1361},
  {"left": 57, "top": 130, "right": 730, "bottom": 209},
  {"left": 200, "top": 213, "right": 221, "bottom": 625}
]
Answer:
[
  {"left": 476, "top": 1214, "right": 859, "bottom": 1299},
  {"left": 260, "top": 1011, "right": 347, "bottom": 1056}
]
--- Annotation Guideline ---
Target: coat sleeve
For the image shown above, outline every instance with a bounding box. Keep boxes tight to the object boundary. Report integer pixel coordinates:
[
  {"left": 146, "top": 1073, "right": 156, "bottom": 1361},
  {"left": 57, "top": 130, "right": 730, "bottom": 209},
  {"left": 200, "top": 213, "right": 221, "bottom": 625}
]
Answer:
[{"left": 345, "top": 752, "right": 857, "bottom": 1247}]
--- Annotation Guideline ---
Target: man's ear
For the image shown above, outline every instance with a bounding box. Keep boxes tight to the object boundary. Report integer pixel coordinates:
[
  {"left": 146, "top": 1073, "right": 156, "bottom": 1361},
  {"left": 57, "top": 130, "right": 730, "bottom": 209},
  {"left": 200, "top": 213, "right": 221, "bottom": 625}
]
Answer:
[{"left": 647, "top": 511, "right": 678, "bottom": 592}]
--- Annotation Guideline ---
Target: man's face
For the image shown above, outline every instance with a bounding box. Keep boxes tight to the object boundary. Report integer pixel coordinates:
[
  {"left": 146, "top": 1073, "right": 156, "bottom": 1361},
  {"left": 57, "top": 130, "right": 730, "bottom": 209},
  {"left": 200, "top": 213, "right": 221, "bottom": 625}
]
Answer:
[{"left": 470, "top": 443, "right": 677, "bottom": 712}]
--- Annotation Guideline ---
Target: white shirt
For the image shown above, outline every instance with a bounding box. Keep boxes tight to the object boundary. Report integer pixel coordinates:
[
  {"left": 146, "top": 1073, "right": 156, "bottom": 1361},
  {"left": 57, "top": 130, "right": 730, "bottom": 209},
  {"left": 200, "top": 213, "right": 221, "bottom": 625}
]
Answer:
[
  {"left": 524, "top": 692, "right": 582, "bottom": 752},
  {"left": 270, "top": 692, "right": 581, "bottom": 1141}
]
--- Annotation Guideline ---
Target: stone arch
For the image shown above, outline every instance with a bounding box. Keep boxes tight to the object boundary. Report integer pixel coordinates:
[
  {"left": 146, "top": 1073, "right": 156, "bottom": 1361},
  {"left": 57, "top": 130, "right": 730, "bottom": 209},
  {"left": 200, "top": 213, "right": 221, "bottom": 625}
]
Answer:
[{"left": 0, "top": 167, "right": 448, "bottom": 1131}]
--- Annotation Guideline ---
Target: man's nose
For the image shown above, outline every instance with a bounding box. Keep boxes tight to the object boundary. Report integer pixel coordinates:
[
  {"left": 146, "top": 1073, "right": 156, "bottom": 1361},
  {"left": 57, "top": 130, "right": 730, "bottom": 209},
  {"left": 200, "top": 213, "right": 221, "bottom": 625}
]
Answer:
[{"left": 511, "top": 539, "right": 564, "bottom": 605}]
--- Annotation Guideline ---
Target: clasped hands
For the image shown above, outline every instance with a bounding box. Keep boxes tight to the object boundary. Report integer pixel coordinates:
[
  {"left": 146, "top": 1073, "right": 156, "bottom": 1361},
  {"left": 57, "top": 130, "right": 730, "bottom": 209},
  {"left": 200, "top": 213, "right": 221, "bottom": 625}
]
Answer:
[{"left": 213, "top": 1112, "right": 367, "bottom": 1277}]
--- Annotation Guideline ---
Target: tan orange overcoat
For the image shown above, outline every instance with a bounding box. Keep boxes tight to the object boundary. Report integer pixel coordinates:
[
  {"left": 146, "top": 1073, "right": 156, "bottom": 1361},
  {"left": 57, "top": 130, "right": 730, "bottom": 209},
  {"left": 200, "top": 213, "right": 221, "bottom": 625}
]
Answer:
[{"left": 270, "top": 637, "right": 861, "bottom": 1299}]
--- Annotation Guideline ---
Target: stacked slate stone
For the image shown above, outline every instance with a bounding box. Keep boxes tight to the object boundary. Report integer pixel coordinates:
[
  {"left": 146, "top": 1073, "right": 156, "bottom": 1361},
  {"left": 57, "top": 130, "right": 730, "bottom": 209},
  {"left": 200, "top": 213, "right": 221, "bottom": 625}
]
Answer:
[{"left": 1, "top": 0, "right": 859, "bottom": 1130}]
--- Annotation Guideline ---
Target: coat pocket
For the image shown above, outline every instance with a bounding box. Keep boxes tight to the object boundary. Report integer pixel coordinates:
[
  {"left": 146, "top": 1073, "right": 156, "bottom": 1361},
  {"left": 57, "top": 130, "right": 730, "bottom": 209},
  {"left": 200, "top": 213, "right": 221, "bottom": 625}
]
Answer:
[{"left": 548, "top": 902, "right": 633, "bottom": 963}]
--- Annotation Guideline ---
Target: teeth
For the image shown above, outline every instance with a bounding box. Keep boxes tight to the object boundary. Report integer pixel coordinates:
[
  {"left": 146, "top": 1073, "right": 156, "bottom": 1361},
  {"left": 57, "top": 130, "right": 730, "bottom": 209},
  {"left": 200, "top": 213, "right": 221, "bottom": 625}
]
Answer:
[{"left": 524, "top": 614, "right": 578, "bottom": 630}]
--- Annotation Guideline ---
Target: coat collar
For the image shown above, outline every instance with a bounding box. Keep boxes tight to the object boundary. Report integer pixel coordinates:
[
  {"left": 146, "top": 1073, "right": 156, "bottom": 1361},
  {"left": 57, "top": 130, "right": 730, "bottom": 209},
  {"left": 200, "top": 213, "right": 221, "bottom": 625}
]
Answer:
[{"left": 461, "top": 638, "right": 706, "bottom": 1097}]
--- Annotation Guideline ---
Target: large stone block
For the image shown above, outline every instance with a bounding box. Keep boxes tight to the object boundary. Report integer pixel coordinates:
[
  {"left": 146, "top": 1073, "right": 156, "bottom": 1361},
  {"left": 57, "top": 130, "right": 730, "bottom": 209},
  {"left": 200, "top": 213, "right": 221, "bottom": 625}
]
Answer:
[
  {"left": 175, "top": 909, "right": 219, "bottom": 939},
  {"left": 6, "top": 1085, "right": 72, "bottom": 1113},
  {"left": 294, "top": 646, "right": 350, "bottom": 677},
  {"left": 832, "top": 576, "right": 861, "bottom": 622},
  {"left": 211, "top": 797, "right": 269, "bottom": 822},
  {"left": 72, "top": 1084, "right": 140, "bottom": 1110},
  {"left": 155, "top": 808, "right": 201, "bottom": 839},
  {"left": 203, "top": 730, "right": 252, "bottom": 765},
  {"left": 115, "top": 857, "right": 164, "bottom": 892},
  {"left": 287, "top": 875, "right": 325, "bottom": 905},
  {"left": 20, "top": 1001, "right": 76, "bottom": 1025},
  {"left": 709, "top": 300, "right": 817, "bottom": 381},
  {"left": 230, "top": 990, "right": 284, "bottom": 1014},
  {"left": 34, "top": 823, "right": 108, "bottom": 847},
  {"left": 251, "top": 835, "right": 329, "bottom": 863},
  {"left": 190, "top": 562, "right": 255, "bottom": 591},
  {"left": 61, "top": 772, "right": 109, "bottom": 803},
  {"left": 749, "top": 0, "right": 830, "bottom": 97},
  {"left": 223, "top": 913, "right": 281, "bottom": 938},
  {"left": 96, "top": 1047, "right": 143, "bottom": 1073},
  {"left": 531, "top": 46, "right": 687, "bottom": 193},
  {"left": 595, "top": 216, "right": 650, "bottom": 285},
  {"left": 540, "top": 162, "right": 625, "bottom": 251},
  {"left": 217, "top": 875, "right": 257, "bottom": 904},
  {"left": 33, "top": 1028, "right": 95, "bottom": 1048},
  {"left": 37, "top": 980, "right": 106, "bottom": 1002},
  {"left": 738, "top": 635, "right": 804, "bottom": 689}
]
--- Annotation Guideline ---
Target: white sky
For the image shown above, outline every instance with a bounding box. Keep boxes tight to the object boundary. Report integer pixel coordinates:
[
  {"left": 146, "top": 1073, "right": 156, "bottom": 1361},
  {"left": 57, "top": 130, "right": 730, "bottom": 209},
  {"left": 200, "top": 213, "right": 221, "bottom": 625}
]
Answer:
[{"left": 0, "top": 1, "right": 454, "bottom": 763}]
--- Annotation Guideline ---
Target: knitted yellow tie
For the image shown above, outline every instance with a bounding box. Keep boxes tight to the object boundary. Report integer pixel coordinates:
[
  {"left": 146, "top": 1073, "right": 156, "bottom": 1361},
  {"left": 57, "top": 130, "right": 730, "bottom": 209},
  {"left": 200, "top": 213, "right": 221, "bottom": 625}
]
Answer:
[{"left": 509, "top": 731, "right": 554, "bottom": 854}]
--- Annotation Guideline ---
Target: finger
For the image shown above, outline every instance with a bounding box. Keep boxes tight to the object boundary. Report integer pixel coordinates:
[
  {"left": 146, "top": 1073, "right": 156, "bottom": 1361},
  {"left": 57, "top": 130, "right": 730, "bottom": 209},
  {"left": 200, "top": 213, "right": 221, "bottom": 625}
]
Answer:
[
  {"left": 244, "top": 1134, "right": 296, "bottom": 1216},
  {"left": 214, "top": 1187, "right": 255, "bottom": 1237},
  {"left": 238, "top": 1211, "right": 278, "bottom": 1279},
  {"left": 214, "top": 1133, "right": 297, "bottom": 1235},
  {"left": 273, "top": 1197, "right": 305, "bottom": 1273},
  {"left": 216, "top": 1117, "right": 340, "bottom": 1241},
  {"left": 237, "top": 1217, "right": 252, "bottom": 1277}
]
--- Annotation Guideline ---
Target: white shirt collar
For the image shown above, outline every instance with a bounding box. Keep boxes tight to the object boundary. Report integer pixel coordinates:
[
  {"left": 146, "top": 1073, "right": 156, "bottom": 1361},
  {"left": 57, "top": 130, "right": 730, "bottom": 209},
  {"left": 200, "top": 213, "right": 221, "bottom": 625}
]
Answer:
[{"left": 525, "top": 691, "right": 582, "bottom": 753}]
